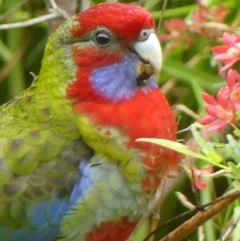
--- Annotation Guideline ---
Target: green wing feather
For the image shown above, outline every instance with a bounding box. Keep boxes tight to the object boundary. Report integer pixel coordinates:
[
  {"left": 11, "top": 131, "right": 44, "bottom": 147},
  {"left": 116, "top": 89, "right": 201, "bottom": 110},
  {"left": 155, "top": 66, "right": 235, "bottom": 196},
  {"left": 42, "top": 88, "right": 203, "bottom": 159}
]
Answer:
[{"left": 0, "top": 81, "right": 93, "bottom": 227}]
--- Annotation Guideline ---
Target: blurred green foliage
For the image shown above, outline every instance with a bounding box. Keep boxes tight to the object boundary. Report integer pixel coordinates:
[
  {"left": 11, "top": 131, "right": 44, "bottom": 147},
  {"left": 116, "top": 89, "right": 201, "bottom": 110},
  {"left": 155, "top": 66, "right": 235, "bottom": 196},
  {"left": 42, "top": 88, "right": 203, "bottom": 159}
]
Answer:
[{"left": 0, "top": 0, "right": 46, "bottom": 102}]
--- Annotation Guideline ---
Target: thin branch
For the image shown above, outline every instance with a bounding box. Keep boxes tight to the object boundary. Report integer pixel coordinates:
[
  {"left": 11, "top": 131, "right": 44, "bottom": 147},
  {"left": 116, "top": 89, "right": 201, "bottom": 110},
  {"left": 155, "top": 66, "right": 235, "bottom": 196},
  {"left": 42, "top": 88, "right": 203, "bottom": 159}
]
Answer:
[
  {"left": 0, "top": 12, "right": 62, "bottom": 30},
  {"left": 0, "top": 41, "right": 29, "bottom": 82},
  {"left": 159, "top": 191, "right": 240, "bottom": 241},
  {"left": 157, "top": 0, "right": 168, "bottom": 33},
  {"left": 0, "top": 0, "right": 70, "bottom": 30},
  {"left": 80, "top": 0, "right": 91, "bottom": 12},
  {"left": 174, "top": 104, "right": 200, "bottom": 120},
  {"left": 219, "top": 212, "right": 240, "bottom": 241},
  {"left": 48, "top": 0, "right": 70, "bottom": 19},
  {"left": 49, "top": 0, "right": 58, "bottom": 9},
  {"left": 136, "top": 179, "right": 166, "bottom": 228},
  {"left": 143, "top": 191, "right": 240, "bottom": 241}
]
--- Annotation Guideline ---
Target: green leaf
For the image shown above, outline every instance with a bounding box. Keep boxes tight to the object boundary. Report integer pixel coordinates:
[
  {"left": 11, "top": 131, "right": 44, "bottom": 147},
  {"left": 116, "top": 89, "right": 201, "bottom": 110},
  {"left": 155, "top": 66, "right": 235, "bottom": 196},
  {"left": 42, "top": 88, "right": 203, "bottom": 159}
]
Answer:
[
  {"left": 162, "top": 58, "right": 222, "bottom": 93},
  {"left": 233, "top": 129, "right": 240, "bottom": 138},
  {"left": 228, "top": 162, "right": 240, "bottom": 179},
  {"left": 232, "top": 181, "right": 240, "bottom": 191},
  {"left": 151, "top": 5, "right": 197, "bottom": 19},
  {"left": 0, "top": 39, "right": 12, "bottom": 62},
  {"left": 225, "top": 135, "right": 240, "bottom": 163},
  {"left": 143, "top": 0, "right": 159, "bottom": 10},
  {"left": 191, "top": 123, "right": 215, "bottom": 152},
  {"left": 204, "top": 151, "right": 222, "bottom": 164},
  {"left": 190, "top": 79, "right": 205, "bottom": 113},
  {"left": 233, "top": 206, "right": 240, "bottom": 241},
  {"left": 136, "top": 138, "right": 209, "bottom": 161}
]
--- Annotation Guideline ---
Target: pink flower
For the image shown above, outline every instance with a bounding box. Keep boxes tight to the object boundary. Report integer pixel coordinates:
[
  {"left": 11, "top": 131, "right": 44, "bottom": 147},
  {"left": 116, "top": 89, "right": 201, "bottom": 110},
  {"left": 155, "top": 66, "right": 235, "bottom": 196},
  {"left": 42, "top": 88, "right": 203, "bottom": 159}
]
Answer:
[
  {"left": 212, "top": 32, "right": 240, "bottom": 73},
  {"left": 195, "top": 1, "right": 228, "bottom": 23},
  {"left": 192, "top": 166, "right": 213, "bottom": 191},
  {"left": 161, "top": 19, "right": 189, "bottom": 40},
  {"left": 200, "top": 90, "right": 235, "bottom": 132},
  {"left": 191, "top": 1, "right": 228, "bottom": 37},
  {"left": 159, "top": 18, "right": 193, "bottom": 54},
  {"left": 200, "top": 69, "right": 240, "bottom": 132},
  {"left": 227, "top": 70, "right": 240, "bottom": 109}
]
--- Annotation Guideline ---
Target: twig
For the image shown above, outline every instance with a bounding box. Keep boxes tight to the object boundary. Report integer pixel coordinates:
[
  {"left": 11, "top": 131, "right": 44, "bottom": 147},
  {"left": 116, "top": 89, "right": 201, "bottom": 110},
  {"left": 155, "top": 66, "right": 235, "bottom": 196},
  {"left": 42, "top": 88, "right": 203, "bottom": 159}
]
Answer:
[
  {"left": 157, "top": 0, "right": 168, "bottom": 33},
  {"left": 80, "top": 0, "right": 91, "bottom": 12},
  {"left": 136, "top": 179, "right": 166, "bottom": 228},
  {"left": 48, "top": 0, "right": 70, "bottom": 19},
  {"left": 0, "top": 41, "right": 29, "bottom": 82},
  {"left": 143, "top": 191, "right": 240, "bottom": 241},
  {"left": 0, "top": 0, "right": 70, "bottom": 30},
  {"left": 161, "top": 79, "right": 176, "bottom": 95},
  {"left": 48, "top": 0, "right": 58, "bottom": 9},
  {"left": 175, "top": 192, "right": 195, "bottom": 210},
  {"left": 219, "top": 212, "right": 240, "bottom": 241},
  {"left": 0, "top": 12, "right": 61, "bottom": 30},
  {"left": 149, "top": 179, "right": 166, "bottom": 241},
  {"left": 159, "top": 191, "right": 240, "bottom": 241},
  {"left": 174, "top": 104, "right": 200, "bottom": 120}
]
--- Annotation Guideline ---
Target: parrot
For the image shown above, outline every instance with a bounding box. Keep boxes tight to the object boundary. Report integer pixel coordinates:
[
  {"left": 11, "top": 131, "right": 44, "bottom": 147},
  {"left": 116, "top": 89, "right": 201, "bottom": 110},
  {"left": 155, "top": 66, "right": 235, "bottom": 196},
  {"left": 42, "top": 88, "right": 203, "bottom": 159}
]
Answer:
[{"left": 0, "top": 2, "right": 179, "bottom": 241}]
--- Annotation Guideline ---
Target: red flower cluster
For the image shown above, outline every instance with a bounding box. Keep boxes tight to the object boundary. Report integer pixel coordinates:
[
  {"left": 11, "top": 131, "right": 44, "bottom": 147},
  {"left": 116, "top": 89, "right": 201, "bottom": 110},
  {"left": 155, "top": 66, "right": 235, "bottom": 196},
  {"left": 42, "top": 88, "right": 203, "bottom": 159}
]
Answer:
[
  {"left": 192, "top": 166, "right": 213, "bottom": 191},
  {"left": 193, "top": 0, "right": 228, "bottom": 24},
  {"left": 159, "top": 18, "right": 193, "bottom": 54},
  {"left": 200, "top": 69, "right": 240, "bottom": 132},
  {"left": 159, "top": 1, "right": 229, "bottom": 53},
  {"left": 212, "top": 32, "right": 240, "bottom": 73},
  {"left": 191, "top": 1, "right": 228, "bottom": 37},
  {"left": 200, "top": 31, "right": 240, "bottom": 132}
]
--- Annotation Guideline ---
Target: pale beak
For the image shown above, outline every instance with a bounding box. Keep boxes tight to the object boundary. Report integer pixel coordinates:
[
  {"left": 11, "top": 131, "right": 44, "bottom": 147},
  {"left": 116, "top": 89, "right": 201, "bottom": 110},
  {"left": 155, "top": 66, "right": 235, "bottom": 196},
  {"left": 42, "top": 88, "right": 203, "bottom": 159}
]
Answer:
[{"left": 134, "top": 32, "right": 162, "bottom": 75}]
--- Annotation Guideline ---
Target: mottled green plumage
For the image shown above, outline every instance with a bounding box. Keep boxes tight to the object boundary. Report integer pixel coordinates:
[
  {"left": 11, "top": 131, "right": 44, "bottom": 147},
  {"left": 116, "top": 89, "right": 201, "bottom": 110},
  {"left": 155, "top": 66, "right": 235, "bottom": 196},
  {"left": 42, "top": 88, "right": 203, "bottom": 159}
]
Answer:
[{"left": 0, "top": 16, "right": 89, "bottom": 226}]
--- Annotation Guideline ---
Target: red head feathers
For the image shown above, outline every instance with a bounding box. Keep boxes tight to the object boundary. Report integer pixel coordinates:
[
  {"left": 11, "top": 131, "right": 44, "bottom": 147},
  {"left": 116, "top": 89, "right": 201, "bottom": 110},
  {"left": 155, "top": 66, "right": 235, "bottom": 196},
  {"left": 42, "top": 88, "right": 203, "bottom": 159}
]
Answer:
[{"left": 70, "top": 3, "right": 155, "bottom": 42}]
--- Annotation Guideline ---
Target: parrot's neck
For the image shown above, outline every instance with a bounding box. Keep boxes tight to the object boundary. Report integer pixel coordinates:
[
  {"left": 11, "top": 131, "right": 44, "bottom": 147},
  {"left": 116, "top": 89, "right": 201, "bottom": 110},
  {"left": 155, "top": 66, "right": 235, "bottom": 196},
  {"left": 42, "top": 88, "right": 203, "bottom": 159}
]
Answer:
[{"left": 26, "top": 34, "right": 81, "bottom": 140}]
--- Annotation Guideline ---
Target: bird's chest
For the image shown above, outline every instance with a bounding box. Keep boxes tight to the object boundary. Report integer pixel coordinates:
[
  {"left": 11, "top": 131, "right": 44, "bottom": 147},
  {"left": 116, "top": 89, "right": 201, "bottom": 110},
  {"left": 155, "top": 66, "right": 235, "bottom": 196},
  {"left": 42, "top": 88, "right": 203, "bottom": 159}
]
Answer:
[{"left": 60, "top": 158, "right": 151, "bottom": 241}]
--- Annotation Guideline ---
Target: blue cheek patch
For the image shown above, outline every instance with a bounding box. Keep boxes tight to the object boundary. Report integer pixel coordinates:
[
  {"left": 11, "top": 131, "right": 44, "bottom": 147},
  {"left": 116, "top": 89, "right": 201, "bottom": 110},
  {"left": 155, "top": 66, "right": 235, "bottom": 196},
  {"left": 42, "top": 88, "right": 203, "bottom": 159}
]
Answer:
[{"left": 89, "top": 53, "right": 158, "bottom": 102}]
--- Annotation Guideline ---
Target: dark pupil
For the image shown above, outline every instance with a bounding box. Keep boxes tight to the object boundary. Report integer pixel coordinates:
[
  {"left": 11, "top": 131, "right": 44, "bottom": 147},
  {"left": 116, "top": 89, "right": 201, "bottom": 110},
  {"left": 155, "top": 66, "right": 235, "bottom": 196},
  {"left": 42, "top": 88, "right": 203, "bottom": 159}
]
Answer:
[
  {"left": 142, "top": 32, "right": 147, "bottom": 38},
  {"left": 96, "top": 33, "right": 110, "bottom": 45}
]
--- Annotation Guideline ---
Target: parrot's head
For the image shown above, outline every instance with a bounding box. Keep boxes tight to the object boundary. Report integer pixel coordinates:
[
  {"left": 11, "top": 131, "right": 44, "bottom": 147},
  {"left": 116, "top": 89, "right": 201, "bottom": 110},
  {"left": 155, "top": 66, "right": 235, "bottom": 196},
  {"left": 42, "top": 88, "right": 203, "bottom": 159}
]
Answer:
[{"left": 41, "top": 3, "right": 162, "bottom": 103}]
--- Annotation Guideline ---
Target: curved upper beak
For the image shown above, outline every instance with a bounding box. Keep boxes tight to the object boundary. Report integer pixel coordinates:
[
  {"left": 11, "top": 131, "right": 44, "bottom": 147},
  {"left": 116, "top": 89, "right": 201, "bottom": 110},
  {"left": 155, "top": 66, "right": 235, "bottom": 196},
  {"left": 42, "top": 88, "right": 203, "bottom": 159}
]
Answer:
[{"left": 133, "top": 32, "right": 162, "bottom": 75}]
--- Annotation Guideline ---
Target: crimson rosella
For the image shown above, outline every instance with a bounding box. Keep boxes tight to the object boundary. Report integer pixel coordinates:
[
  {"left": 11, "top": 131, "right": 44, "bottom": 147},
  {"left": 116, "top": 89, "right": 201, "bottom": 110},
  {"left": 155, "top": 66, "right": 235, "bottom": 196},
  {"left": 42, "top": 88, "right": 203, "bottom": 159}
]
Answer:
[{"left": 0, "top": 2, "right": 179, "bottom": 241}]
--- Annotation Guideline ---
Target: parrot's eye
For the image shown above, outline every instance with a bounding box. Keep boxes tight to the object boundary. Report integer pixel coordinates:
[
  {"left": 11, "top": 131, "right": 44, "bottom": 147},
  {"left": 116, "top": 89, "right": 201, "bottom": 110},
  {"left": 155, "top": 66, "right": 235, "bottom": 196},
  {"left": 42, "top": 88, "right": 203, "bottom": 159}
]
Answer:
[
  {"left": 95, "top": 32, "right": 111, "bottom": 46},
  {"left": 138, "top": 29, "right": 151, "bottom": 41}
]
